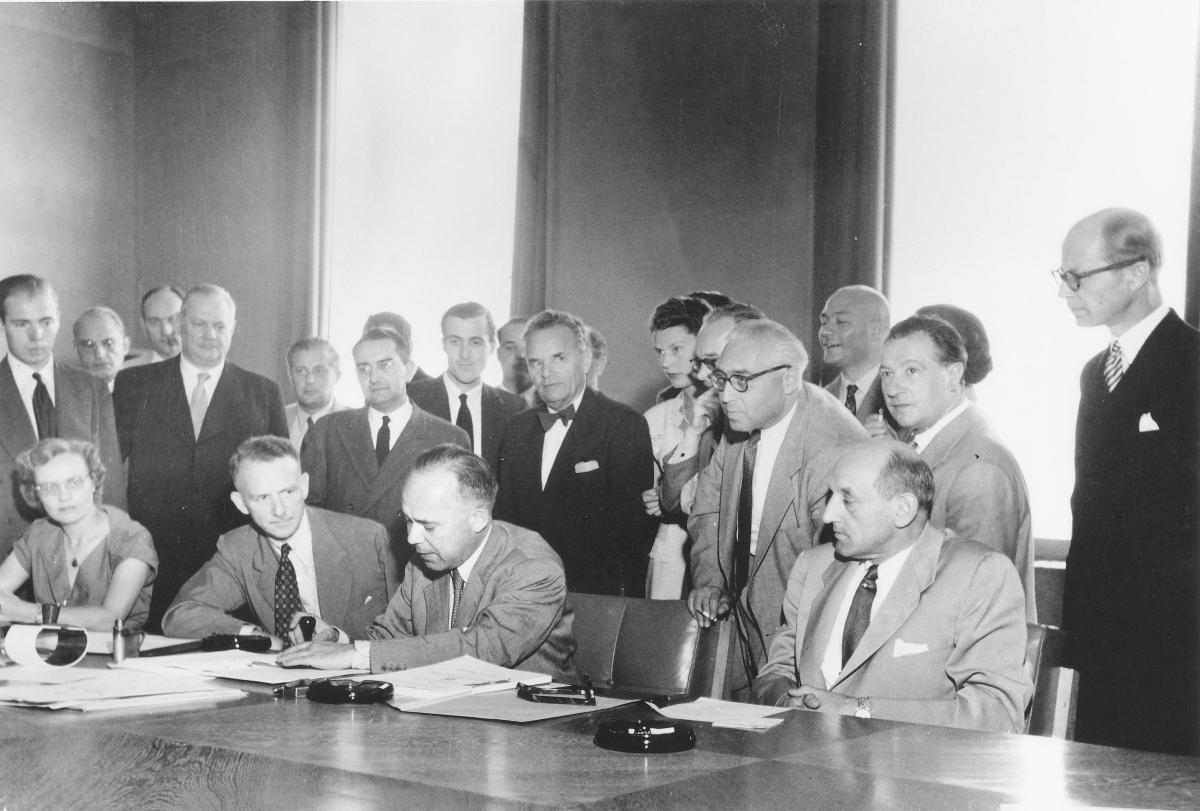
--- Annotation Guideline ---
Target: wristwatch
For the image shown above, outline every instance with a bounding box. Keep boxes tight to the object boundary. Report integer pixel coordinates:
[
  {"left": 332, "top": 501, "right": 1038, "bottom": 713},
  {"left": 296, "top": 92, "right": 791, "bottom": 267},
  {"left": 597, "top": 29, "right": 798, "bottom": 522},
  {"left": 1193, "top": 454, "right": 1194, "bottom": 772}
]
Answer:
[{"left": 854, "top": 696, "right": 871, "bottom": 719}]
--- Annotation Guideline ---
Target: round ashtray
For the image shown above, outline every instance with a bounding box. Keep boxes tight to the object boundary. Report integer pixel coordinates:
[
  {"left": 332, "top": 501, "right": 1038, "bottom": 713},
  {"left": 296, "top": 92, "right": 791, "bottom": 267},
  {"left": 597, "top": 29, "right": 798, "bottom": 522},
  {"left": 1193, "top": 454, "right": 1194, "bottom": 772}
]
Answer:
[{"left": 593, "top": 719, "right": 696, "bottom": 753}]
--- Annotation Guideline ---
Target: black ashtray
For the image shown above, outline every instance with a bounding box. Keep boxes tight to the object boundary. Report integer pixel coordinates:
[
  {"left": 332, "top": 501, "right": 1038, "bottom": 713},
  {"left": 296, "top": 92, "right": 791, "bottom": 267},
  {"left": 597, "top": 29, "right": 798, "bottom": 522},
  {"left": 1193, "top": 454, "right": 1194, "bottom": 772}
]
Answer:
[
  {"left": 593, "top": 719, "right": 696, "bottom": 753},
  {"left": 306, "top": 678, "right": 395, "bottom": 705}
]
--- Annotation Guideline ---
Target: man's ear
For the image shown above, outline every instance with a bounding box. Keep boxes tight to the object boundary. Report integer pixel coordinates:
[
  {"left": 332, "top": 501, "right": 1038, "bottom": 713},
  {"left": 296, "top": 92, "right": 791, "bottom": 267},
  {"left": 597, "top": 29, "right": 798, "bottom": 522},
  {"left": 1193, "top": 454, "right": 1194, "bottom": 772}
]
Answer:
[
  {"left": 892, "top": 492, "right": 919, "bottom": 529},
  {"left": 469, "top": 507, "right": 489, "bottom": 534},
  {"left": 231, "top": 490, "right": 249, "bottom": 516},
  {"left": 299, "top": 471, "right": 310, "bottom": 501}
]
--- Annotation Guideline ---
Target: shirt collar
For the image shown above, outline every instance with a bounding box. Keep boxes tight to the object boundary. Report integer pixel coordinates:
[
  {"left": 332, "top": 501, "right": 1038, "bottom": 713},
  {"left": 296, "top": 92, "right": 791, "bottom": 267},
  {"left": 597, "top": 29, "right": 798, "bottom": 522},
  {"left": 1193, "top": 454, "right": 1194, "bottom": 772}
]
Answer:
[
  {"left": 8, "top": 353, "right": 53, "bottom": 379},
  {"left": 839, "top": 366, "right": 879, "bottom": 398},
  {"left": 296, "top": 399, "right": 338, "bottom": 421},
  {"left": 369, "top": 399, "right": 414, "bottom": 424},
  {"left": 442, "top": 372, "right": 483, "bottom": 397},
  {"left": 911, "top": 398, "right": 970, "bottom": 451},
  {"left": 179, "top": 354, "right": 226, "bottom": 387},
  {"left": 759, "top": 400, "right": 798, "bottom": 444},
  {"left": 456, "top": 524, "right": 492, "bottom": 582},
  {"left": 266, "top": 510, "right": 312, "bottom": 556},
  {"left": 1110, "top": 303, "right": 1170, "bottom": 367}
]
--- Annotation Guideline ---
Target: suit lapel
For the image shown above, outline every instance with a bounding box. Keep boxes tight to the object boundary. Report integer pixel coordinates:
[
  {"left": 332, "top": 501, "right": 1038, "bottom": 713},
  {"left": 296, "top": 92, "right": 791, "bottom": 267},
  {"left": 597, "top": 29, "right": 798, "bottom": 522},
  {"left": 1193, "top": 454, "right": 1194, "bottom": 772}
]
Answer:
[
  {"left": 799, "top": 559, "right": 859, "bottom": 689},
  {"left": 753, "top": 405, "right": 807, "bottom": 571},
  {"left": 364, "top": 407, "right": 433, "bottom": 512},
  {"left": 153, "top": 357, "right": 195, "bottom": 446},
  {"left": 251, "top": 534, "right": 280, "bottom": 633},
  {"left": 456, "top": 524, "right": 506, "bottom": 625},
  {"left": 310, "top": 510, "right": 351, "bottom": 624},
  {"left": 544, "top": 389, "right": 596, "bottom": 494},
  {"left": 0, "top": 358, "right": 36, "bottom": 458},
  {"left": 336, "top": 409, "right": 378, "bottom": 492},
  {"left": 423, "top": 572, "right": 450, "bottom": 632},
  {"left": 918, "top": 404, "right": 975, "bottom": 471},
  {"left": 198, "top": 364, "right": 248, "bottom": 444}
]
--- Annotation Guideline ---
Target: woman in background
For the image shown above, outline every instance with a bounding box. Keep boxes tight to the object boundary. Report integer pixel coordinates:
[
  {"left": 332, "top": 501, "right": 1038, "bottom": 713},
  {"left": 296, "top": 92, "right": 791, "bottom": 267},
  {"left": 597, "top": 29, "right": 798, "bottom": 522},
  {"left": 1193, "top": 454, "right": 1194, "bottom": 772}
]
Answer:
[{"left": 915, "top": 303, "right": 994, "bottom": 399}]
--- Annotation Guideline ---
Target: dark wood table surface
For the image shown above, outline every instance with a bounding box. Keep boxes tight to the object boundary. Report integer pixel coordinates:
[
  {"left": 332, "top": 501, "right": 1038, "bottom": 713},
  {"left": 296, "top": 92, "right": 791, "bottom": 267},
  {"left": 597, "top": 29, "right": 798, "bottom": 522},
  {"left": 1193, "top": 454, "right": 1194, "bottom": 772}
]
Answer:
[{"left": 1, "top": 664, "right": 1197, "bottom": 809}]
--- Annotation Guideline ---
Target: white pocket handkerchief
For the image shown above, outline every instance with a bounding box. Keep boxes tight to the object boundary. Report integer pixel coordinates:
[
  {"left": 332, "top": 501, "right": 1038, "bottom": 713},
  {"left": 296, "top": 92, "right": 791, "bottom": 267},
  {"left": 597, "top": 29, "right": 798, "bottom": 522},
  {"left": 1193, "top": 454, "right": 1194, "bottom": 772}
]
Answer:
[
  {"left": 575, "top": 460, "right": 600, "bottom": 473},
  {"left": 893, "top": 639, "right": 929, "bottom": 658},
  {"left": 1138, "top": 412, "right": 1160, "bottom": 432}
]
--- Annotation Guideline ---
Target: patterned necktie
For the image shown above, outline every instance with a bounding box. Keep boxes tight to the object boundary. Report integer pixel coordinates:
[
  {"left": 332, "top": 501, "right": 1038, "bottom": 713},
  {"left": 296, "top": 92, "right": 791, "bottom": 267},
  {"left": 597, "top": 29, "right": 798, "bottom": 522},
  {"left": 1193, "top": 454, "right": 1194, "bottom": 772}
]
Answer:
[
  {"left": 842, "top": 564, "right": 879, "bottom": 667},
  {"left": 456, "top": 393, "right": 475, "bottom": 452},
  {"left": 274, "top": 543, "right": 302, "bottom": 641},
  {"left": 734, "top": 430, "right": 761, "bottom": 594},
  {"left": 375, "top": 415, "right": 391, "bottom": 467},
  {"left": 1103, "top": 340, "right": 1124, "bottom": 392},
  {"left": 189, "top": 373, "right": 210, "bottom": 439},
  {"left": 449, "top": 569, "right": 465, "bottom": 629},
  {"left": 31, "top": 372, "right": 55, "bottom": 440},
  {"left": 844, "top": 383, "right": 858, "bottom": 417}
]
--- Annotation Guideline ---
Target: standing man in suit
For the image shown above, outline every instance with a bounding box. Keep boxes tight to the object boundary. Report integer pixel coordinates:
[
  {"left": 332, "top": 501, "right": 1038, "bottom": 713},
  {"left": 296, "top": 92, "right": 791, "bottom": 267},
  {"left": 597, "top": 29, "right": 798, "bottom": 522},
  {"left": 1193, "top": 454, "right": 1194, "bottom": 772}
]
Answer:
[
  {"left": 877, "top": 315, "right": 1036, "bottom": 621},
  {"left": 496, "top": 316, "right": 532, "bottom": 398},
  {"left": 114, "top": 283, "right": 288, "bottom": 631},
  {"left": 279, "top": 444, "right": 576, "bottom": 682},
  {"left": 139, "top": 286, "right": 184, "bottom": 363},
  {"left": 687, "top": 319, "right": 867, "bottom": 698},
  {"left": 495, "top": 310, "right": 656, "bottom": 597},
  {"left": 0, "top": 275, "right": 125, "bottom": 560},
  {"left": 1056, "top": 208, "right": 1199, "bottom": 755},
  {"left": 163, "top": 436, "right": 397, "bottom": 644},
  {"left": 408, "top": 302, "right": 525, "bottom": 472},
  {"left": 284, "top": 338, "right": 347, "bottom": 452},
  {"left": 72, "top": 307, "right": 132, "bottom": 392},
  {"left": 752, "top": 441, "right": 1030, "bottom": 733},
  {"left": 818, "top": 285, "right": 892, "bottom": 426},
  {"left": 301, "top": 327, "right": 469, "bottom": 567}
]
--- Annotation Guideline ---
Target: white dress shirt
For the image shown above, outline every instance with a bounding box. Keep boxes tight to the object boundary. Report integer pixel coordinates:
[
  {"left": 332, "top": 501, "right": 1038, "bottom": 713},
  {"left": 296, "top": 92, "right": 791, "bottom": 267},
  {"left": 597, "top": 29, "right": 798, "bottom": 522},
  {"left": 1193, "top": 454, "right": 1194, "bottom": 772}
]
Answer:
[
  {"left": 441, "top": 373, "right": 483, "bottom": 454},
  {"left": 7, "top": 354, "right": 55, "bottom": 436},
  {"left": 910, "top": 398, "right": 970, "bottom": 453},
  {"left": 541, "top": 388, "right": 586, "bottom": 489},
  {"left": 1110, "top": 303, "right": 1169, "bottom": 368},
  {"left": 368, "top": 401, "right": 414, "bottom": 453},
  {"left": 820, "top": 543, "right": 916, "bottom": 688},
  {"left": 749, "top": 401, "right": 797, "bottom": 555}
]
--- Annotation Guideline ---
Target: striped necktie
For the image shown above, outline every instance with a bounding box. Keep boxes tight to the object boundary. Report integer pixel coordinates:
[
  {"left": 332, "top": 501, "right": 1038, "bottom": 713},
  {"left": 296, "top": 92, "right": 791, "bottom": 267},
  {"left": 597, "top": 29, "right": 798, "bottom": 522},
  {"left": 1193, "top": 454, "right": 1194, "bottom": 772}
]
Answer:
[{"left": 1103, "top": 340, "right": 1124, "bottom": 392}]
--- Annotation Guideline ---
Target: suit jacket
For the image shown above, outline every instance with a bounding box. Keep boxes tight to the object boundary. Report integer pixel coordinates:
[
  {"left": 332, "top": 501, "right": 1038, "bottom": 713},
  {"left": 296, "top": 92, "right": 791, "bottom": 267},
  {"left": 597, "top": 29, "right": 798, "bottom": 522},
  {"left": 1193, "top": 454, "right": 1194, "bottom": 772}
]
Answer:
[
  {"left": 823, "top": 373, "right": 900, "bottom": 431},
  {"left": 301, "top": 404, "right": 469, "bottom": 566},
  {"left": 113, "top": 356, "right": 288, "bottom": 629},
  {"left": 756, "top": 525, "right": 1031, "bottom": 733},
  {"left": 0, "top": 358, "right": 125, "bottom": 560},
  {"left": 162, "top": 507, "right": 398, "bottom": 639},
  {"left": 364, "top": 520, "right": 577, "bottom": 682},
  {"left": 922, "top": 404, "right": 1036, "bottom": 621},
  {"left": 494, "top": 387, "right": 656, "bottom": 597},
  {"left": 407, "top": 375, "right": 525, "bottom": 471},
  {"left": 689, "top": 384, "right": 868, "bottom": 687}
]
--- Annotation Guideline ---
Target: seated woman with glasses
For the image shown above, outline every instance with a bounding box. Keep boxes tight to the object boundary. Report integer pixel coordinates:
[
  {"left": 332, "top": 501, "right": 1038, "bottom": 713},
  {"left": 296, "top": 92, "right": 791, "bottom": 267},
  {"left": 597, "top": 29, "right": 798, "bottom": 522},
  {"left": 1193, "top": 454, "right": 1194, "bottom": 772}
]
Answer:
[{"left": 0, "top": 438, "right": 156, "bottom": 631}]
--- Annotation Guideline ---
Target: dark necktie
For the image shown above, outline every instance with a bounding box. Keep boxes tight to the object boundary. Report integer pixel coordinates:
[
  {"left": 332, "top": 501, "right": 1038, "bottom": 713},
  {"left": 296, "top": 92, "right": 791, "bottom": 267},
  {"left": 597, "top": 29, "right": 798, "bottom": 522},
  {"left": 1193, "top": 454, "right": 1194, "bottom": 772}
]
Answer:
[
  {"left": 537, "top": 403, "right": 576, "bottom": 432},
  {"left": 274, "top": 543, "right": 303, "bottom": 641},
  {"left": 456, "top": 393, "right": 475, "bottom": 452},
  {"left": 449, "top": 569, "right": 465, "bottom": 629},
  {"left": 306, "top": 416, "right": 315, "bottom": 431},
  {"left": 844, "top": 383, "right": 858, "bottom": 417},
  {"left": 734, "top": 430, "right": 761, "bottom": 594},
  {"left": 31, "top": 372, "right": 55, "bottom": 440},
  {"left": 842, "top": 564, "right": 879, "bottom": 667},
  {"left": 1103, "top": 340, "right": 1124, "bottom": 392},
  {"left": 375, "top": 415, "right": 391, "bottom": 467}
]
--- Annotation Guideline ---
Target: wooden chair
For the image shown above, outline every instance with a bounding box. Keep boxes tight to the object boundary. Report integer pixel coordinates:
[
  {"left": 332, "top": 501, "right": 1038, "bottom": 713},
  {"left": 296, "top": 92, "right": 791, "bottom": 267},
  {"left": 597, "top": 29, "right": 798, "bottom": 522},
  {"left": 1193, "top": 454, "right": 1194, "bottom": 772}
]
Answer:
[
  {"left": 1024, "top": 623, "right": 1079, "bottom": 739},
  {"left": 567, "top": 593, "right": 731, "bottom": 702}
]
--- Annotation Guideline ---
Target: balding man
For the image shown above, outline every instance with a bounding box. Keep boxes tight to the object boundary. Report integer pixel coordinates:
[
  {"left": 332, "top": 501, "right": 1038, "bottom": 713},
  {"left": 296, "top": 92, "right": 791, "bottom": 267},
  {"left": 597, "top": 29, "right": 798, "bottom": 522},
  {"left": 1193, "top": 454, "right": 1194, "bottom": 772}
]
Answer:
[
  {"left": 73, "top": 307, "right": 131, "bottom": 391},
  {"left": 1055, "top": 208, "right": 1199, "bottom": 755},
  {"left": 818, "top": 285, "right": 892, "bottom": 426},
  {"left": 687, "top": 319, "right": 867, "bottom": 697},
  {"left": 114, "top": 284, "right": 288, "bottom": 630},
  {"left": 752, "top": 441, "right": 1030, "bottom": 733}
]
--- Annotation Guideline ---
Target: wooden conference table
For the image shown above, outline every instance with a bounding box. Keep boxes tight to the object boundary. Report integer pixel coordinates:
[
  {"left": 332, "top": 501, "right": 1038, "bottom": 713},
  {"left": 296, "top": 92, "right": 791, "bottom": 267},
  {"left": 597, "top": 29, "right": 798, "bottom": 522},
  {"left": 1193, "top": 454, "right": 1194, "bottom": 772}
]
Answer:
[{"left": 0, "top": 668, "right": 1197, "bottom": 809}]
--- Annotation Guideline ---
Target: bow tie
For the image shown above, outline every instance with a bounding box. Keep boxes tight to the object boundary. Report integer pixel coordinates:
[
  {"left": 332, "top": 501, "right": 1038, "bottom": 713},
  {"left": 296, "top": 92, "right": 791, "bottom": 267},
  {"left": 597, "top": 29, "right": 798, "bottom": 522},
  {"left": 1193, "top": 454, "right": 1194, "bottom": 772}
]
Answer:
[{"left": 538, "top": 404, "right": 575, "bottom": 432}]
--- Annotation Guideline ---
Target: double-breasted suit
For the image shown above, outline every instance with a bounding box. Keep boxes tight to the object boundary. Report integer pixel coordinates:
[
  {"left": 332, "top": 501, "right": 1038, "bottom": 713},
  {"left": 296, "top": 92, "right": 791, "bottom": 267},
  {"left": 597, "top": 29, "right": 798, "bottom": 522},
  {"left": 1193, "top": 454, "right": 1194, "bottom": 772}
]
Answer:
[{"left": 407, "top": 375, "right": 525, "bottom": 471}]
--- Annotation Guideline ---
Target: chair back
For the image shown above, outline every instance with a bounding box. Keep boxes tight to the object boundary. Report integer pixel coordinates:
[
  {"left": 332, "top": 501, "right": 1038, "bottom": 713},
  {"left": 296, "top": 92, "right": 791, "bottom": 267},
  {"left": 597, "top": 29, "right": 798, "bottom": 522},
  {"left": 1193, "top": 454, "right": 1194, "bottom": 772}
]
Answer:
[
  {"left": 568, "top": 593, "right": 730, "bottom": 701},
  {"left": 1024, "top": 623, "right": 1079, "bottom": 739}
]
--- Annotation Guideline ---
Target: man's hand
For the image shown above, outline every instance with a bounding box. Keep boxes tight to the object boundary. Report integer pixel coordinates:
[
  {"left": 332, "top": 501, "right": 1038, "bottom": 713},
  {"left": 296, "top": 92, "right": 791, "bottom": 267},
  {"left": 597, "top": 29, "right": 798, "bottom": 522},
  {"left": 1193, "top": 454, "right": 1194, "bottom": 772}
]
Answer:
[
  {"left": 688, "top": 388, "right": 721, "bottom": 431},
  {"left": 782, "top": 685, "right": 855, "bottom": 715},
  {"left": 863, "top": 411, "right": 897, "bottom": 440},
  {"left": 686, "top": 586, "right": 730, "bottom": 628},
  {"left": 275, "top": 641, "right": 356, "bottom": 670},
  {"left": 285, "top": 613, "right": 339, "bottom": 646},
  {"left": 642, "top": 488, "right": 663, "bottom": 517}
]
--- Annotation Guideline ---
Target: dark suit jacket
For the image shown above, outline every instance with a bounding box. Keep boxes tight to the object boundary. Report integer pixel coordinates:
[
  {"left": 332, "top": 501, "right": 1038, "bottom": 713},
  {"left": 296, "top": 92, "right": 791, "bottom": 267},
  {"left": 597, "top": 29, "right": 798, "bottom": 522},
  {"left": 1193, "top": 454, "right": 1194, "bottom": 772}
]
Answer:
[
  {"left": 162, "top": 507, "right": 398, "bottom": 640},
  {"left": 407, "top": 375, "right": 525, "bottom": 471},
  {"left": 0, "top": 358, "right": 125, "bottom": 560},
  {"left": 113, "top": 356, "right": 288, "bottom": 630},
  {"left": 365, "top": 520, "right": 576, "bottom": 682},
  {"left": 495, "top": 387, "right": 656, "bottom": 597},
  {"left": 301, "top": 404, "right": 469, "bottom": 567},
  {"left": 1064, "top": 310, "right": 1199, "bottom": 752}
]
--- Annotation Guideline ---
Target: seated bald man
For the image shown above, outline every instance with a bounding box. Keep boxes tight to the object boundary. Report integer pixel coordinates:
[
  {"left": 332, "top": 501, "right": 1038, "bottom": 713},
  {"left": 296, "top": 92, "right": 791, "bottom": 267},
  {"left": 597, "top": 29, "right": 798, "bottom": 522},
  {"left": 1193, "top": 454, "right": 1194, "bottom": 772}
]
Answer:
[
  {"left": 752, "top": 441, "right": 1030, "bottom": 733},
  {"left": 278, "top": 444, "right": 577, "bottom": 682}
]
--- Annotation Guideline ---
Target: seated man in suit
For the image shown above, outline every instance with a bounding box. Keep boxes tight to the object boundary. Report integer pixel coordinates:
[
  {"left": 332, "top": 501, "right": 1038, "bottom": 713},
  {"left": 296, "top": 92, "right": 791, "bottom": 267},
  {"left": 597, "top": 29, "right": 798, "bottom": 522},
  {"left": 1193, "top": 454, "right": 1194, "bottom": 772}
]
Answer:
[
  {"left": 408, "top": 302, "right": 525, "bottom": 471},
  {"left": 284, "top": 337, "right": 347, "bottom": 452},
  {"left": 876, "top": 315, "right": 1036, "bottom": 620},
  {"left": 278, "top": 444, "right": 576, "bottom": 681},
  {"left": 302, "top": 327, "right": 469, "bottom": 563},
  {"left": 494, "top": 310, "right": 656, "bottom": 597},
  {"left": 753, "top": 441, "right": 1031, "bottom": 733},
  {"left": 0, "top": 274, "right": 125, "bottom": 560},
  {"left": 163, "top": 436, "right": 397, "bottom": 644},
  {"left": 818, "top": 285, "right": 893, "bottom": 427},
  {"left": 73, "top": 307, "right": 132, "bottom": 392},
  {"left": 687, "top": 318, "right": 867, "bottom": 697}
]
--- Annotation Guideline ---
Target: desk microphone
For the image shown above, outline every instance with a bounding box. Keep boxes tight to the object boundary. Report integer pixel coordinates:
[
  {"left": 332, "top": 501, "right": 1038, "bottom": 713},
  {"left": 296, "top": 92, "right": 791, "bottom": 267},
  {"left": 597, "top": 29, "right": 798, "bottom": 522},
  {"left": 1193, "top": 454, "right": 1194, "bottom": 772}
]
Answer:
[{"left": 299, "top": 616, "right": 316, "bottom": 642}]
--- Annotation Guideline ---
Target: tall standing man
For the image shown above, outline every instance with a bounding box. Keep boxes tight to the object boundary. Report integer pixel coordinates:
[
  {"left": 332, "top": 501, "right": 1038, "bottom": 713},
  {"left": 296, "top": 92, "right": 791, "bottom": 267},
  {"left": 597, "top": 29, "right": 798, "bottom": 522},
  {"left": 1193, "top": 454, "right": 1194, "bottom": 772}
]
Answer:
[
  {"left": 72, "top": 307, "right": 132, "bottom": 391},
  {"left": 1055, "top": 208, "right": 1199, "bottom": 755},
  {"left": 408, "top": 303, "right": 525, "bottom": 471},
  {"left": 818, "top": 285, "right": 892, "bottom": 426},
  {"left": 0, "top": 276, "right": 124, "bottom": 559},
  {"left": 284, "top": 338, "right": 347, "bottom": 452},
  {"left": 495, "top": 310, "right": 656, "bottom": 596},
  {"left": 114, "top": 284, "right": 288, "bottom": 631}
]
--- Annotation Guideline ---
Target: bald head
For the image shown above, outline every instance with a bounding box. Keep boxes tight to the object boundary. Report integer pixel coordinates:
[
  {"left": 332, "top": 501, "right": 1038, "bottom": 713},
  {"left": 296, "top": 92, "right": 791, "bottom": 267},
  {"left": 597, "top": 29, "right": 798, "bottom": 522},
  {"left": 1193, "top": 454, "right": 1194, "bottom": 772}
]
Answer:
[
  {"left": 819, "top": 285, "right": 890, "bottom": 379},
  {"left": 1058, "top": 208, "right": 1162, "bottom": 334}
]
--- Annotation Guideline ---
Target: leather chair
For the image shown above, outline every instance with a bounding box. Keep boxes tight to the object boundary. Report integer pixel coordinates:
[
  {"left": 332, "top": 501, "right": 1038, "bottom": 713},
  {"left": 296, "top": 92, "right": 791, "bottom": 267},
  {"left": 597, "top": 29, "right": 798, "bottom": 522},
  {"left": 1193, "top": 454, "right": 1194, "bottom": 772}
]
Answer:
[
  {"left": 1024, "top": 623, "right": 1079, "bottom": 739},
  {"left": 567, "top": 593, "right": 731, "bottom": 702}
]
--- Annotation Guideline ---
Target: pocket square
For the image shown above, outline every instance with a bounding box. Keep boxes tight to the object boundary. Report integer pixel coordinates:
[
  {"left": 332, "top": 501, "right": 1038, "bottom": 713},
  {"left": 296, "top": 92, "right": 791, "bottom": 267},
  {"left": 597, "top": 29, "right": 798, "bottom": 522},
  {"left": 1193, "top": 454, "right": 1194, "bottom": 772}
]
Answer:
[
  {"left": 575, "top": 460, "right": 600, "bottom": 473},
  {"left": 893, "top": 639, "right": 929, "bottom": 658},
  {"left": 1138, "top": 412, "right": 1159, "bottom": 432}
]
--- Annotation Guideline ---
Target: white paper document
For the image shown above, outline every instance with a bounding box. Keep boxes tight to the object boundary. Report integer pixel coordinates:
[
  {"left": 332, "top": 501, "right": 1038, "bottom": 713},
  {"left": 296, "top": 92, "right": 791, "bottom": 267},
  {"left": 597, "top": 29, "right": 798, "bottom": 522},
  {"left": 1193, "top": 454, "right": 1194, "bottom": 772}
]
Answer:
[
  {"left": 653, "top": 697, "right": 790, "bottom": 731},
  {"left": 0, "top": 669, "right": 244, "bottom": 711},
  {"left": 369, "top": 655, "right": 552, "bottom": 708},
  {"left": 115, "top": 650, "right": 364, "bottom": 684}
]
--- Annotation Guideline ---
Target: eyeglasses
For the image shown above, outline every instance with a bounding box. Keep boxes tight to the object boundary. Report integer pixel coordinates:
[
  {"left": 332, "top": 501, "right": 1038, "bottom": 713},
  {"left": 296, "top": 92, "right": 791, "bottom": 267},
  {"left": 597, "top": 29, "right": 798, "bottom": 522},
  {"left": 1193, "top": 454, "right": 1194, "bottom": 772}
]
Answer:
[
  {"left": 35, "top": 475, "right": 90, "bottom": 498},
  {"left": 690, "top": 356, "right": 718, "bottom": 375},
  {"left": 517, "top": 675, "right": 596, "bottom": 705},
  {"left": 709, "top": 364, "right": 790, "bottom": 393},
  {"left": 73, "top": 339, "right": 121, "bottom": 353},
  {"left": 1051, "top": 256, "right": 1145, "bottom": 292}
]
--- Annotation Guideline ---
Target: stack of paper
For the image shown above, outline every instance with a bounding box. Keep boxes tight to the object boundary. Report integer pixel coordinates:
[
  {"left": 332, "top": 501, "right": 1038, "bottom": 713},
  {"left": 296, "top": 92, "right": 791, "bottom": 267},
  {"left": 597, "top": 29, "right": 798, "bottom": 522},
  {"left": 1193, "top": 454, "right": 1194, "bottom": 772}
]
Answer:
[
  {"left": 0, "top": 669, "right": 245, "bottom": 712},
  {"left": 116, "top": 650, "right": 365, "bottom": 684},
  {"left": 654, "top": 697, "right": 791, "bottom": 731},
  {"left": 366, "top": 655, "right": 553, "bottom": 709}
]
